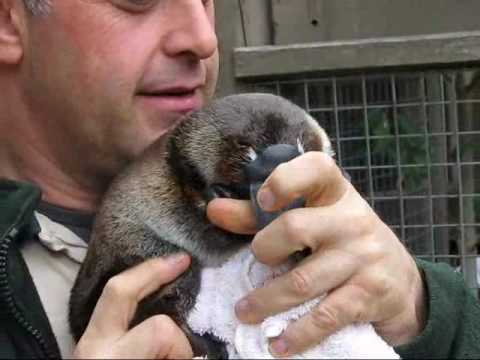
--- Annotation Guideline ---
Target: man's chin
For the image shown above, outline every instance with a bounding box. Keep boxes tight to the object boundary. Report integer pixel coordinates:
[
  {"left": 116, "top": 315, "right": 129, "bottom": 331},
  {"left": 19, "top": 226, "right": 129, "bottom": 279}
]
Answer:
[
  {"left": 142, "top": 108, "right": 190, "bottom": 134},
  {"left": 120, "top": 110, "right": 193, "bottom": 163},
  {"left": 131, "top": 126, "right": 173, "bottom": 157}
]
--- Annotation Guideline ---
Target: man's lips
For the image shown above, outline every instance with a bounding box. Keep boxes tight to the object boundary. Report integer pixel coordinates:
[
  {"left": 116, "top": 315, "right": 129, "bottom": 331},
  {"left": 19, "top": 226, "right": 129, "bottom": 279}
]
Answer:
[{"left": 136, "top": 87, "right": 204, "bottom": 114}]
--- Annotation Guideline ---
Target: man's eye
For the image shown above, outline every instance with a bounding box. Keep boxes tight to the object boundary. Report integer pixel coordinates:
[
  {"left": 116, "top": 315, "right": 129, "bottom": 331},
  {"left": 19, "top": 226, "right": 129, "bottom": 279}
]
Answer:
[{"left": 115, "top": 0, "right": 156, "bottom": 12}]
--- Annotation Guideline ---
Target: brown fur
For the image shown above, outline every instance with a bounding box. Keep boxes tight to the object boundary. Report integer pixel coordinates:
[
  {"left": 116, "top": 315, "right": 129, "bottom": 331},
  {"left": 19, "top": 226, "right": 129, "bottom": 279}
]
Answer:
[{"left": 69, "top": 93, "right": 332, "bottom": 358}]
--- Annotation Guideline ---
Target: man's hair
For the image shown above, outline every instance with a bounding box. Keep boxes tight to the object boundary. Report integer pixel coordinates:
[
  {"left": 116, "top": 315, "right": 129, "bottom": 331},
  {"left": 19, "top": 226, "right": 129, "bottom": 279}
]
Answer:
[{"left": 23, "top": 0, "right": 51, "bottom": 15}]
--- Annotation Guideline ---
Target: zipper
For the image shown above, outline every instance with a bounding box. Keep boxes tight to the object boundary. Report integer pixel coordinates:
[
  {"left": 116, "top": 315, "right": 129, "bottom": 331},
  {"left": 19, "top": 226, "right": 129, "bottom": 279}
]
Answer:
[{"left": 0, "top": 227, "right": 58, "bottom": 359}]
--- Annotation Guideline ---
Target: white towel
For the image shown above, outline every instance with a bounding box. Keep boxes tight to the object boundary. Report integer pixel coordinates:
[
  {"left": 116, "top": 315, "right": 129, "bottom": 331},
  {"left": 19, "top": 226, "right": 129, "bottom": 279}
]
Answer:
[{"left": 187, "top": 246, "right": 400, "bottom": 359}]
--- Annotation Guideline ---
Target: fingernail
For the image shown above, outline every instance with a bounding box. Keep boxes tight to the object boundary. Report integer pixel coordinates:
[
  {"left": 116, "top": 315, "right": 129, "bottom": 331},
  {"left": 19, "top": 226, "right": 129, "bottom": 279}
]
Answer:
[
  {"left": 165, "top": 252, "right": 189, "bottom": 265},
  {"left": 258, "top": 187, "right": 276, "bottom": 211},
  {"left": 269, "top": 338, "right": 289, "bottom": 357},
  {"left": 235, "top": 298, "right": 251, "bottom": 318}
]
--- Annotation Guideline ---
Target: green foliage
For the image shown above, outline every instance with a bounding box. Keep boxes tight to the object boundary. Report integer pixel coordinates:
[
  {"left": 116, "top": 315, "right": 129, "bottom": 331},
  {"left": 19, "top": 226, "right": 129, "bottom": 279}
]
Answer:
[{"left": 368, "top": 108, "right": 428, "bottom": 192}]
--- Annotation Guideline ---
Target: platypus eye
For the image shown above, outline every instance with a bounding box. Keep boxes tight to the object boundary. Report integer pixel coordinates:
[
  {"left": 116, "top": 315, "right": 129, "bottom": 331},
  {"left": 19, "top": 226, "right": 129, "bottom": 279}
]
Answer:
[{"left": 211, "top": 184, "right": 233, "bottom": 198}]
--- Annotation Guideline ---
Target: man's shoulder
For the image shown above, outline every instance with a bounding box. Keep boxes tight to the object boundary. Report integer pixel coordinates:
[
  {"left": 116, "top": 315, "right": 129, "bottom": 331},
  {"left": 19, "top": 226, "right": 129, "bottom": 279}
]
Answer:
[
  {"left": 0, "top": 178, "right": 41, "bottom": 204},
  {"left": 0, "top": 178, "right": 41, "bottom": 240}
]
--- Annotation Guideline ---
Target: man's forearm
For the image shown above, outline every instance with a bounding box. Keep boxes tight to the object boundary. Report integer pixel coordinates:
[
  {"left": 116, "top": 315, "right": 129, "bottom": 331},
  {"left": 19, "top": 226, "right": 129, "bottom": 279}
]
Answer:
[{"left": 395, "top": 259, "right": 480, "bottom": 359}]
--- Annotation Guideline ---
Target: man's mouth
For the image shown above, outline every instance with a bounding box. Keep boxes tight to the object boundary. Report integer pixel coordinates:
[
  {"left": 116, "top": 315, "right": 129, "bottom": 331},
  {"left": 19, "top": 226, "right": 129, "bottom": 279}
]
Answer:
[
  {"left": 137, "top": 86, "right": 203, "bottom": 114},
  {"left": 143, "top": 87, "right": 196, "bottom": 97}
]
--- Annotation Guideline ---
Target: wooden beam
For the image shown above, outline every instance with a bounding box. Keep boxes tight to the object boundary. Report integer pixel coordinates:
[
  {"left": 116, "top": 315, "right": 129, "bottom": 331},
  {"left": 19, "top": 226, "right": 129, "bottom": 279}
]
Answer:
[
  {"left": 234, "top": 31, "right": 480, "bottom": 78},
  {"left": 239, "top": 0, "right": 272, "bottom": 46},
  {"left": 215, "top": 0, "right": 243, "bottom": 96},
  {"left": 271, "top": 0, "right": 480, "bottom": 45}
]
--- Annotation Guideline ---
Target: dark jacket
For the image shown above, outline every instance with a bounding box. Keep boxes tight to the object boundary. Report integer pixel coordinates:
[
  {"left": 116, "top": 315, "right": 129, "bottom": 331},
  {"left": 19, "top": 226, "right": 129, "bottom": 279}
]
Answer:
[
  {"left": 0, "top": 179, "right": 61, "bottom": 358},
  {"left": 1, "top": 179, "right": 480, "bottom": 359}
]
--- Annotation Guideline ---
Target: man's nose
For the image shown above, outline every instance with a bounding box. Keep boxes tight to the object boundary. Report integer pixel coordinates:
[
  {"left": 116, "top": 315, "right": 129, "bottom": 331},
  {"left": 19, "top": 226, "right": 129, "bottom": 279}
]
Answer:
[{"left": 162, "top": 1, "right": 218, "bottom": 60}]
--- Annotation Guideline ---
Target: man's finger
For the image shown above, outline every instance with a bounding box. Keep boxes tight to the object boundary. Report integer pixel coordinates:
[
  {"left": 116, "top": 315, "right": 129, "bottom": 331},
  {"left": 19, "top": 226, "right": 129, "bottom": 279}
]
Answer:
[
  {"left": 269, "top": 284, "right": 371, "bottom": 358},
  {"left": 251, "top": 206, "right": 356, "bottom": 266},
  {"left": 257, "top": 152, "right": 348, "bottom": 212},
  {"left": 235, "top": 250, "right": 358, "bottom": 324},
  {"left": 86, "top": 254, "right": 191, "bottom": 338},
  {"left": 207, "top": 198, "right": 257, "bottom": 234},
  {"left": 117, "top": 315, "right": 193, "bottom": 359}
]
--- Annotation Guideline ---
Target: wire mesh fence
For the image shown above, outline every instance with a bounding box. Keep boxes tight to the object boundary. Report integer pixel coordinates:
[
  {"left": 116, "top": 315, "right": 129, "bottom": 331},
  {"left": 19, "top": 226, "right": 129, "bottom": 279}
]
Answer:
[{"left": 251, "top": 69, "right": 480, "bottom": 294}]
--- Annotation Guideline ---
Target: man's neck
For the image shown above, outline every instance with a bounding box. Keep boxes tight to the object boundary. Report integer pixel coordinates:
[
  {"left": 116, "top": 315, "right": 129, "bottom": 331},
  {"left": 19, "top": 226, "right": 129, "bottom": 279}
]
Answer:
[
  {"left": 0, "top": 79, "right": 106, "bottom": 212},
  {"left": 0, "top": 136, "right": 102, "bottom": 213}
]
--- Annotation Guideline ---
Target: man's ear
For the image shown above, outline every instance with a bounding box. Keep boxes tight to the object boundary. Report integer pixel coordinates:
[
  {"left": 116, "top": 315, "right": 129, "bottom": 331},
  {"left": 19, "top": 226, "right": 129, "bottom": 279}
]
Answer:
[{"left": 0, "top": 0, "right": 24, "bottom": 64}]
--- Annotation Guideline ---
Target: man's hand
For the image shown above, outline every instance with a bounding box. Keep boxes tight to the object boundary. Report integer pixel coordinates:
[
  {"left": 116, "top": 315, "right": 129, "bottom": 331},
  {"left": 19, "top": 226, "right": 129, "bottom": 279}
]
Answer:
[
  {"left": 73, "top": 254, "right": 194, "bottom": 359},
  {"left": 207, "top": 152, "right": 427, "bottom": 358}
]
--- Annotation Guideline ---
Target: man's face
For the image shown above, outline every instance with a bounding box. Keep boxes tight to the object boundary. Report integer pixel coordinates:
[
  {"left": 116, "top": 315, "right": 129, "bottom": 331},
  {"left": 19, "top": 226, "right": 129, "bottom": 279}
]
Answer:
[{"left": 20, "top": 0, "right": 219, "bottom": 184}]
